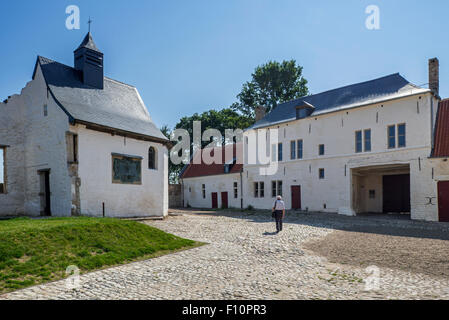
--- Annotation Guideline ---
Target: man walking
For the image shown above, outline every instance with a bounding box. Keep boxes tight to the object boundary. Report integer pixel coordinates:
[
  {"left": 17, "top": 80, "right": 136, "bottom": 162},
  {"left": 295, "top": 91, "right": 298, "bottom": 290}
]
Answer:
[{"left": 272, "top": 195, "right": 285, "bottom": 233}]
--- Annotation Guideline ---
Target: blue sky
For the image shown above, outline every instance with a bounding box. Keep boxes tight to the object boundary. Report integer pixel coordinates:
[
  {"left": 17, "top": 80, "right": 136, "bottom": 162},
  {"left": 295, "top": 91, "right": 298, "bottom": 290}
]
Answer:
[{"left": 0, "top": 0, "right": 448, "bottom": 131}]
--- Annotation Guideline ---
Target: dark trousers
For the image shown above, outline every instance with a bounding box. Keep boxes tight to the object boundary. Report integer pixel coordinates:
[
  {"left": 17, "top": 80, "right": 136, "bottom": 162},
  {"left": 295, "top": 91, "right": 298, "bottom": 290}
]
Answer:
[{"left": 274, "top": 210, "right": 283, "bottom": 232}]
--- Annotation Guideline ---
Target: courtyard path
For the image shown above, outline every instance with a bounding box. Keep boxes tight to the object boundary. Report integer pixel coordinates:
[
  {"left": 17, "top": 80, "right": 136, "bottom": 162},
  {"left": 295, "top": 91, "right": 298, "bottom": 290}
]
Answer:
[{"left": 1, "top": 210, "right": 449, "bottom": 300}]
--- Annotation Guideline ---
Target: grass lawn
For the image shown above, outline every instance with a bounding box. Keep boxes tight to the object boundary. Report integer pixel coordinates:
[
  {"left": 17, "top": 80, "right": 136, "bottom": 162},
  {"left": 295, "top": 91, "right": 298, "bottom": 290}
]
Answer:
[{"left": 0, "top": 217, "right": 203, "bottom": 294}]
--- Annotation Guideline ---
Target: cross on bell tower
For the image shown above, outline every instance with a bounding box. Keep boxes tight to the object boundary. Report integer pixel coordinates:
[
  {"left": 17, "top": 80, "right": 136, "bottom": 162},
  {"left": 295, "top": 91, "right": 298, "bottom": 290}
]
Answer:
[{"left": 88, "top": 17, "right": 92, "bottom": 33}]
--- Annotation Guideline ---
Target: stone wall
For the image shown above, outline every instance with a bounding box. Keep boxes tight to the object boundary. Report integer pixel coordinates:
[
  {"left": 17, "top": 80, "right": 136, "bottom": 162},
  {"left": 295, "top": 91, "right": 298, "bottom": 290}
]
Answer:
[{"left": 169, "top": 184, "right": 182, "bottom": 208}]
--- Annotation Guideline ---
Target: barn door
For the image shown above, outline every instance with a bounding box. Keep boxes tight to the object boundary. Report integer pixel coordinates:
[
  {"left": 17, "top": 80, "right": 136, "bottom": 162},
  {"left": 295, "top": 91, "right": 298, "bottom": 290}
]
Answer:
[
  {"left": 383, "top": 174, "right": 410, "bottom": 213},
  {"left": 211, "top": 192, "right": 218, "bottom": 209},
  {"left": 221, "top": 192, "right": 228, "bottom": 209},
  {"left": 291, "top": 185, "right": 301, "bottom": 210},
  {"left": 438, "top": 181, "right": 449, "bottom": 222}
]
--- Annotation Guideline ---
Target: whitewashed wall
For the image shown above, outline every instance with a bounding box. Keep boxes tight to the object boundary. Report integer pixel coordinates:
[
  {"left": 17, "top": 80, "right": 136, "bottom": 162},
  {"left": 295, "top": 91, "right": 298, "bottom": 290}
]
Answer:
[
  {"left": 72, "top": 125, "right": 168, "bottom": 217},
  {"left": 182, "top": 173, "right": 241, "bottom": 209},
  {"left": 0, "top": 65, "right": 72, "bottom": 217},
  {"left": 242, "top": 93, "right": 440, "bottom": 221}
]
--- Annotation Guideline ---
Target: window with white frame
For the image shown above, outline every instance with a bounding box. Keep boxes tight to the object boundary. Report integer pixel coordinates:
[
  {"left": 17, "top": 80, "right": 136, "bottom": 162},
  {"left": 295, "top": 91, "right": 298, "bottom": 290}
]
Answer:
[
  {"left": 234, "top": 182, "right": 238, "bottom": 198},
  {"left": 356, "top": 129, "right": 371, "bottom": 153},
  {"left": 297, "top": 139, "right": 303, "bottom": 159},
  {"left": 254, "top": 181, "right": 264, "bottom": 198},
  {"left": 387, "top": 124, "right": 406, "bottom": 149},
  {"left": 271, "top": 180, "right": 282, "bottom": 197}
]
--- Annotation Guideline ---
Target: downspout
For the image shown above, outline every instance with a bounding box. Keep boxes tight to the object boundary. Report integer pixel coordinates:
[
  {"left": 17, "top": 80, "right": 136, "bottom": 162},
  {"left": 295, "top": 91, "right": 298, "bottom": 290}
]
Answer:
[
  {"left": 180, "top": 178, "right": 184, "bottom": 208},
  {"left": 240, "top": 170, "right": 243, "bottom": 209}
]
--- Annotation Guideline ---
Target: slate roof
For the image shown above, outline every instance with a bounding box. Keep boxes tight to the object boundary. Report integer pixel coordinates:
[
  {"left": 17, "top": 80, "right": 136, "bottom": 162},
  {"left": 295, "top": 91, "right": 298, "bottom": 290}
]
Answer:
[
  {"left": 250, "top": 73, "right": 430, "bottom": 130},
  {"left": 180, "top": 143, "right": 243, "bottom": 179},
  {"left": 432, "top": 99, "right": 449, "bottom": 157},
  {"left": 75, "top": 32, "right": 100, "bottom": 52},
  {"left": 34, "top": 56, "right": 168, "bottom": 143}
]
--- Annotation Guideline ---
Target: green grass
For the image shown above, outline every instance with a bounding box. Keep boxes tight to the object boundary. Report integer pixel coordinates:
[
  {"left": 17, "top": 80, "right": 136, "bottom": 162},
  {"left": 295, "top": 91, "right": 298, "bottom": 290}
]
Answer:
[{"left": 0, "top": 217, "right": 203, "bottom": 294}]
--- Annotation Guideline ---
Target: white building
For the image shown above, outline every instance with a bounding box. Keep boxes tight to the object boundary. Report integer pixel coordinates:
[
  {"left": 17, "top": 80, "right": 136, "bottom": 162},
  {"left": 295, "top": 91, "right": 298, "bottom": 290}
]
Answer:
[
  {"left": 180, "top": 144, "right": 243, "bottom": 209},
  {"left": 0, "top": 33, "right": 169, "bottom": 218},
  {"left": 182, "top": 59, "right": 449, "bottom": 222}
]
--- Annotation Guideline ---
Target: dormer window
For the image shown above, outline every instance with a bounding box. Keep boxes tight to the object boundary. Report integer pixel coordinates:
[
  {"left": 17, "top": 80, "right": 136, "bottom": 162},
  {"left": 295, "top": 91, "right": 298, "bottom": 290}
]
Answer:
[{"left": 295, "top": 102, "right": 315, "bottom": 120}]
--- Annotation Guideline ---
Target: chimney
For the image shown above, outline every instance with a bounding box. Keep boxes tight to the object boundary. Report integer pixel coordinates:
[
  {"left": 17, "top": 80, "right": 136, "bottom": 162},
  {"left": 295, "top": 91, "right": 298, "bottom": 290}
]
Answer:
[
  {"left": 74, "top": 32, "right": 104, "bottom": 89},
  {"left": 255, "top": 106, "right": 266, "bottom": 122},
  {"left": 429, "top": 58, "right": 439, "bottom": 96}
]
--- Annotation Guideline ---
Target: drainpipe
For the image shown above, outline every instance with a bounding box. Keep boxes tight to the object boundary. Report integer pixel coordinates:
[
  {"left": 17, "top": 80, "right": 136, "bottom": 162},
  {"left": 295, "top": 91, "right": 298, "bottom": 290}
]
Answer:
[
  {"left": 240, "top": 171, "right": 243, "bottom": 209},
  {"left": 180, "top": 178, "right": 184, "bottom": 208}
]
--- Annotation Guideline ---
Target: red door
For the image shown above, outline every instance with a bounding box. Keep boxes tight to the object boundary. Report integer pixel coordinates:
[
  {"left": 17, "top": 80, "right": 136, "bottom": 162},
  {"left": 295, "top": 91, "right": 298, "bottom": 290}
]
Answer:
[
  {"left": 211, "top": 193, "right": 218, "bottom": 209},
  {"left": 438, "top": 181, "right": 449, "bottom": 222},
  {"left": 221, "top": 192, "right": 228, "bottom": 209},
  {"left": 291, "top": 185, "right": 301, "bottom": 210}
]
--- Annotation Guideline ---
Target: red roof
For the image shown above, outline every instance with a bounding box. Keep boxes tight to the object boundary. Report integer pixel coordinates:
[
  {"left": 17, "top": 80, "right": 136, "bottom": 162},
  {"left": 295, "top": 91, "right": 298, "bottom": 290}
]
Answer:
[
  {"left": 180, "top": 143, "right": 243, "bottom": 179},
  {"left": 433, "top": 99, "right": 449, "bottom": 157}
]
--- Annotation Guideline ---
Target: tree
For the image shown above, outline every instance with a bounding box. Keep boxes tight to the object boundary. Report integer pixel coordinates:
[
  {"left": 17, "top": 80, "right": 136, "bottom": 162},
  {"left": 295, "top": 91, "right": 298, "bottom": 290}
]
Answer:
[
  {"left": 164, "top": 108, "right": 252, "bottom": 184},
  {"left": 233, "top": 60, "right": 309, "bottom": 117}
]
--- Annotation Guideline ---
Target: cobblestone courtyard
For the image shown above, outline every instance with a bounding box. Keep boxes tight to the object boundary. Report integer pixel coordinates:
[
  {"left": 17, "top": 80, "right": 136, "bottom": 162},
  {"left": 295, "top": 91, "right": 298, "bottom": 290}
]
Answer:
[{"left": 1, "top": 210, "right": 449, "bottom": 300}]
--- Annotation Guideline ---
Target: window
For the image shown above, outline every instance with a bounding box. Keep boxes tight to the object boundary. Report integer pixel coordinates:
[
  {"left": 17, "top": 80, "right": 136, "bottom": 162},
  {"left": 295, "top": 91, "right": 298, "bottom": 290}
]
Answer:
[
  {"left": 254, "top": 182, "right": 264, "bottom": 198},
  {"left": 290, "top": 141, "right": 296, "bottom": 160},
  {"left": 356, "top": 129, "right": 371, "bottom": 153},
  {"left": 0, "top": 147, "right": 5, "bottom": 194},
  {"left": 234, "top": 182, "right": 238, "bottom": 198},
  {"left": 369, "top": 190, "right": 376, "bottom": 199},
  {"left": 66, "top": 133, "right": 78, "bottom": 163},
  {"left": 388, "top": 124, "right": 406, "bottom": 149},
  {"left": 319, "top": 168, "right": 325, "bottom": 179},
  {"left": 388, "top": 125, "right": 396, "bottom": 149},
  {"left": 43, "top": 104, "right": 48, "bottom": 117},
  {"left": 297, "top": 139, "right": 303, "bottom": 159},
  {"left": 398, "top": 124, "right": 406, "bottom": 148},
  {"left": 364, "top": 129, "right": 371, "bottom": 152},
  {"left": 148, "top": 147, "right": 157, "bottom": 169},
  {"left": 202, "top": 184, "right": 206, "bottom": 199},
  {"left": 277, "top": 181, "right": 283, "bottom": 197},
  {"left": 271, "top": 180, "right": 282, "bottom": 197},
  {"left": 112, "top": 153, "right": 142, "bottom": 184},
  {"left": 355, "top": 131, "right": 363, "bottom": 153},
  {"left": 278, "top": 143, "right": 283, "bottom": 161},
  {"left": 319, "top": 144, "right": 325, "bottom": 156}
]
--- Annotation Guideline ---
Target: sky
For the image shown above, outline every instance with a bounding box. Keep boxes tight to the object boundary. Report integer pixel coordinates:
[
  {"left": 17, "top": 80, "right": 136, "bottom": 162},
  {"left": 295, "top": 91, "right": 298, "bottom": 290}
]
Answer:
[{"left": 0, "top": 0, "right": 449, "bottom": 132}]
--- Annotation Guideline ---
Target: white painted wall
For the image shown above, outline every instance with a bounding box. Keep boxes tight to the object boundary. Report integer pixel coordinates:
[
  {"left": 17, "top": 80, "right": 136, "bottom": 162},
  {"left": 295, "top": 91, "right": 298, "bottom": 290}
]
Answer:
[
  {"left": 0, "top": 64, "right": 168, "bottom": 218},
  {"left": 0, "top": 65, "right": 72, "bottom": 217},
  {"left": 72, "top": 125, "right": 168, "bottom": 217},
  {"left": 240, "top": 93, "right": 440, "bottom": 221},
  {"left": 182, "top": 173, "right": 241, "bottom": 209}
]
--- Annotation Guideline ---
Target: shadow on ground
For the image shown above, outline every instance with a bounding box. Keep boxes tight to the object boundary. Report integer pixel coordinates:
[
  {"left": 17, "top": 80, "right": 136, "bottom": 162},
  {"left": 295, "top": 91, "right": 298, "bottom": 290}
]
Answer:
[{"left": 169, "top": 208, "right": 449, "bottom": 241}]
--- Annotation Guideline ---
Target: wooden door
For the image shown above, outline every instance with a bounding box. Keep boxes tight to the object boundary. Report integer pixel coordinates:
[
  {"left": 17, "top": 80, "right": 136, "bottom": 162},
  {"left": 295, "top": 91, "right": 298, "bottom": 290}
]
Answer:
[
  {"left": 221, "top": 192, "right": 228, "bottom": 209},
  {"left": 438, "top": 181, "right": 449, "bottom": 222},
  {"left": 383, "top": 174, "right": 410, "bottom": 213},
  {"left": 291, "top": 185, "right": 301, "bottom": 209},
  {"left": 211, "top": 192, "right": 218, "bottom": 209},
  {"left": 39, "top": 170, "right": 51, "bottom": 216}
]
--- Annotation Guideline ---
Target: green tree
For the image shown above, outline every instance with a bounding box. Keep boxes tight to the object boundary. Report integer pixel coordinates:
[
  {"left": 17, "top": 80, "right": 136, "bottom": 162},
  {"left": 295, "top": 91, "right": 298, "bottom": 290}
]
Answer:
[
  {"left": 233, "top": 60, "right": 309, "bottom": 117},
  {"left": 164, "top": 108, "right": 252, "bottom": 183}
]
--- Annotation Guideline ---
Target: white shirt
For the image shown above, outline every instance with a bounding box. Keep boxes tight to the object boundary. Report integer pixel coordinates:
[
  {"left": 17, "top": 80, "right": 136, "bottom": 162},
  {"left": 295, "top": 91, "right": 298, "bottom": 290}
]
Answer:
[{"left": 274, "top": 200, "right": 285, "bottom": 211}]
